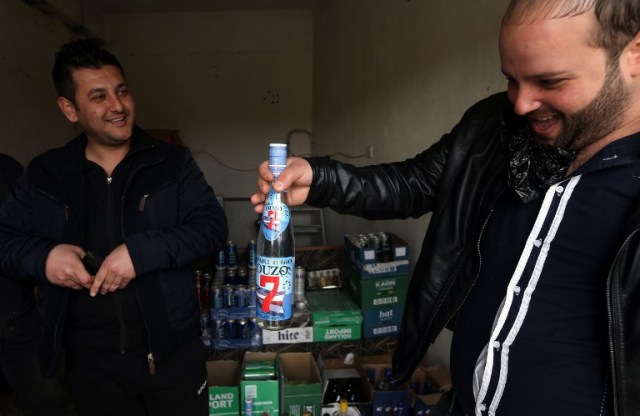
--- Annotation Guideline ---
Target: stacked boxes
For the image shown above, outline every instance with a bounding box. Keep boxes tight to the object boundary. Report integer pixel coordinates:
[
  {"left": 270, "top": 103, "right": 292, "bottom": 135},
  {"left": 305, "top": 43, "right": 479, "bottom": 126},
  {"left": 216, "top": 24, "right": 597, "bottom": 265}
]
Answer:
[
  {"left": 360, "top": 355, "right": 412, "bottom": 416},
  {"left": 317, "top": 355, "right": 371, "bottom": 415},
  {"left": 307, "top": 289, "right": 363, "bottom": 342},
  {"left": 240, "top": 352, "right": 280, "bottom": 416},
  {"left": 343, "top": 233, "right": 410, "bottom": 338},
  {"left": 412, "top": 365, "right": 453, "bottom": 416},
  {"left": 278, "top": 353, "right": 323, "bottom": 416},
  {"left": 210, "top": 270, "right": 259, "bottom": 350},
  {"left": 207, "top": 360, "right": 241, "bottom": 416}
]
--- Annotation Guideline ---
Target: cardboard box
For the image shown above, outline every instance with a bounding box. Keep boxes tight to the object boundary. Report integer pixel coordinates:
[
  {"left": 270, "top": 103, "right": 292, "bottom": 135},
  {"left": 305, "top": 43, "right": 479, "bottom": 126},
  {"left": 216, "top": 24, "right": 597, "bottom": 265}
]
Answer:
[
  {"left": 344, "top": 233, "right": 409, "bottom": 266},
  {"left": 262, "top": 326, "right": 314, "bottom": 345},
  {"left": 240, "top": 352, "right": 280, "bottom": 416},
  {"left": 360, "top": 355, "right": 411, "bottom": 416},
  {"left": 362, "top": 306, "right": 404, "bottom": 339},
  {"left": 207, "top": 360, "right": 240, "bottom": 416},
  {"left": 278, "top": 353, "right": 323, "bottom": 416},
  {"left": 307, "top": 290, "right": 362, "bottom": 342},
  {"left": 317, "top": 355, "right": 371, "bottom": 415},
  {"left": 413, "top": 364, "right": 453, "bottom": 415},
  {"left": 345, "top": 267, "right": 410, "bottom": 309}
]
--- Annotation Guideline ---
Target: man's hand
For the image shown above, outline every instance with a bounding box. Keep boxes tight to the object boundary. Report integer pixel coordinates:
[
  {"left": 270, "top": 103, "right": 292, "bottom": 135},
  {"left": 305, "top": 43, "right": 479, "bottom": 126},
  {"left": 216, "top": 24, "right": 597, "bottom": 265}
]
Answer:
[
  {"left": 45, "top": 244, "right": 93, "bottom": 289},
  {"left": 90, "top": 243, "right": 137, "bottom": 297},
  {"left": 250, "top": 156, "right": 314, "bottom": 214}
]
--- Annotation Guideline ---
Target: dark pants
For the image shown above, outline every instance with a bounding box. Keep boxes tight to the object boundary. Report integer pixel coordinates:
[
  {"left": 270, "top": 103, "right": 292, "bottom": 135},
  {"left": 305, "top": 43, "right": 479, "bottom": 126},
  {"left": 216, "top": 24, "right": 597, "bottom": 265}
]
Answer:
[
  {"left": 66, "top": 336, "right": 208, "bottom": 416},
  {"left": 0, "top": 310, "right": 65, "bottom": 416}
]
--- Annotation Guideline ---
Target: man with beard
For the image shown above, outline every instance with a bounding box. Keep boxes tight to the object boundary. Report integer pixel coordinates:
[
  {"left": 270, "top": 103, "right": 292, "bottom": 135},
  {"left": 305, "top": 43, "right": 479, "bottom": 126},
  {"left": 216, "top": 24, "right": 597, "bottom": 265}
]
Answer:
[{"left": 251, "top": 0, "right": 640, "bottom": 415}]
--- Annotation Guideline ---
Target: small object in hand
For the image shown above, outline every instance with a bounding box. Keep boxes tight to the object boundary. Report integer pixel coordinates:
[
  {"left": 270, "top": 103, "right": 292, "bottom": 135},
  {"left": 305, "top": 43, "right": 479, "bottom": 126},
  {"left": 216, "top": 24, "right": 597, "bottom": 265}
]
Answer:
[{"left": 81, "top": 251, "right": 103, "bottom": 275}]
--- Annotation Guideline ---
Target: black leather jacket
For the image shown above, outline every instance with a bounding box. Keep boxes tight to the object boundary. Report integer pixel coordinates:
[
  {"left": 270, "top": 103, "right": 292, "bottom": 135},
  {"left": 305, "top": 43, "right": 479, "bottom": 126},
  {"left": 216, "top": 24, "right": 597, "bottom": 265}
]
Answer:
[{"left": 306, "top": 92, "right": 639, "bottom": 415}]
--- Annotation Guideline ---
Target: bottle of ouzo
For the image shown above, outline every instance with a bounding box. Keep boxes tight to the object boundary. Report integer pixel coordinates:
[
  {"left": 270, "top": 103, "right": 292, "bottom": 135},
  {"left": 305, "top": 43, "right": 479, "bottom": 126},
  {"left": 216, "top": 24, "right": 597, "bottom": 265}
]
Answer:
[{"left": 255, "top": 143, "right": 294, "bottom": 330}]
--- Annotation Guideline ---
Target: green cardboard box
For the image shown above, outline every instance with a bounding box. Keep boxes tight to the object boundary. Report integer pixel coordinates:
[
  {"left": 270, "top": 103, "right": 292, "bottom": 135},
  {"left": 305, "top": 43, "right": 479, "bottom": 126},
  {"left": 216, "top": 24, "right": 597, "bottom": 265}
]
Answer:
[
  {"left": 307, "top": 289, "right": 363, "bottom": 342},
  {"left": 278, "top": 353, "right": 323, "bottom": 416},
  {"left": 345, "top": 266, "right": 410, "bottom": 309},
  {"left": 240, "top": 352, "right": 280, "bottom": 416},
  {"left": 207, "top": 360, "right": 240, "bottom": 416}
]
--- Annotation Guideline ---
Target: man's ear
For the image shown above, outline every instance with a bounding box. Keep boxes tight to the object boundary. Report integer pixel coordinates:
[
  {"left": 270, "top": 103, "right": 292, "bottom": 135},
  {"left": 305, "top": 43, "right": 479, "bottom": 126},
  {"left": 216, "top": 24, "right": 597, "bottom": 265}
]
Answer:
[
  {"left": 624, "top": 31, "right": 640, "bottom": 78},
  {"left": 57, "top": 97, "right": 78, "bottom": 123}
]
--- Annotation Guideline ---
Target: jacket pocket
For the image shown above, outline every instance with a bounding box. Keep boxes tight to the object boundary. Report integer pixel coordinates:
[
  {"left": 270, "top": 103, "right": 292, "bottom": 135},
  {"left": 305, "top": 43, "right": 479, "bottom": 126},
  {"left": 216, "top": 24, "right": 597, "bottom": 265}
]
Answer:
[
  {"left": 135, "top": 180, "right": 179, "bottom": 228},
  {"left": 159, "top": 269, "right": 198, "bottom": 329},
  {"left": 32, "top": 188, "right": 69, "bottom": 238}
]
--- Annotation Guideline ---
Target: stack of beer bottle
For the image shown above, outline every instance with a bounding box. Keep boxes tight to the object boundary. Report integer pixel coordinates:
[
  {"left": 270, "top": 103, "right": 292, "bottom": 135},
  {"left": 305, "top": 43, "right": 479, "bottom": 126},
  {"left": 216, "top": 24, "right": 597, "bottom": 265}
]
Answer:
[
  {"left": 342, "top": 232, "right": 411, "bottom": 338},
  {"left": 197, "top": 239, "right": 262, "bottom": 350}
]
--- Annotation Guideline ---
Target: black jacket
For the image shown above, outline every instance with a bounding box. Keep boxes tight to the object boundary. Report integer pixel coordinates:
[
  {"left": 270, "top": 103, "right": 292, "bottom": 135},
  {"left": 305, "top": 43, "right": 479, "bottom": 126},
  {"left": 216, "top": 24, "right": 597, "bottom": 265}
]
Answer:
[
  {"left": 0, "top": 127, "right": 228, "bottom": 376},
  {"left": 306, "top": 92, "right": 639, "bottom": 415}
]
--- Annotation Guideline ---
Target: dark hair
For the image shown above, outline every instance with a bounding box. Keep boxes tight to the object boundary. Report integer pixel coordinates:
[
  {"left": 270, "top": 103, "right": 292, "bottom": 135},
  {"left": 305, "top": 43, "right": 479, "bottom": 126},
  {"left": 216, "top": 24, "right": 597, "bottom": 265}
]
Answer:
[
  {"left": 595, "top": 0, "right": 640, "bottom": 60},
  {"left": 51, "top": 38, "right": 125, "bottom": 103},
  {"left": 503, "top": 0, "right": 640, "bottom": 60}
]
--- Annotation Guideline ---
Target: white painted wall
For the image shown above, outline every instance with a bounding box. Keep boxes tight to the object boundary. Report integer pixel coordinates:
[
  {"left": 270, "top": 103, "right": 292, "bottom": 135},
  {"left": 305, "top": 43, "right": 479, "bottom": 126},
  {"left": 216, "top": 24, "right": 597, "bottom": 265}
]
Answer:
[
  {"left": 104, "top": 11, "right": 314, "bottom": 246},
  {"left": 0, "top": 0, "right": 75, "bottom": 166},
  {"left": 313, "top": 0, "right": 510, "bottom": 368}
]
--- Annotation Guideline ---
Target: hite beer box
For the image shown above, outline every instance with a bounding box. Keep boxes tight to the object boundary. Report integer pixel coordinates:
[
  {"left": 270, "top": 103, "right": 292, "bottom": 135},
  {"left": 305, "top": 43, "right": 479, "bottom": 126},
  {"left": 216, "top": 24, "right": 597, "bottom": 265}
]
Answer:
[
  {"left": 278, "top": 353, "right": 323, "bottom": 416},
  {"left": 344, "top": 233, "right": 410, "bottom": 278},
  {"left": 262, "top": 326, "right": 314, "bottom": 345},
  {"left": 240, "top": 352, "right": 280, "bottom": 416},
  {"left": 207, "top": 360, "right": 240, "bottom": 416},
  {"left": 307, "top": 289, "right": 362, "bottom": 342}
]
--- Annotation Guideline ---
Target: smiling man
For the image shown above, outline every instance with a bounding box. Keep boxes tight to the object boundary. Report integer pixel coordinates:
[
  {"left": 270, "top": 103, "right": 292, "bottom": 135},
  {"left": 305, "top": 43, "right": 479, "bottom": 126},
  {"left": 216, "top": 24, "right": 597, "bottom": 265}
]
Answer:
[
  {"left": 251, "top": 0, "right": 640, "bottom": 415},
  {"left": 0, "top": 39, "right": 228, "bottom": 415}
]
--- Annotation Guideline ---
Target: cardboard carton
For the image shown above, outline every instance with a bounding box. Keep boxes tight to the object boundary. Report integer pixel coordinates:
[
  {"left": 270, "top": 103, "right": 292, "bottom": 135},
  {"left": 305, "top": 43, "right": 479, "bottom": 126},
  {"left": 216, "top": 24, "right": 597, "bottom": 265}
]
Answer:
[
  {"left": 279, "top": 353, "right": 323, "bottom": 416},
  {"left": 207, "top": 360, "right": 240, "bottom": 416},
  {"left": 240, "top": 352, "right": 280, "bottom": 416}
]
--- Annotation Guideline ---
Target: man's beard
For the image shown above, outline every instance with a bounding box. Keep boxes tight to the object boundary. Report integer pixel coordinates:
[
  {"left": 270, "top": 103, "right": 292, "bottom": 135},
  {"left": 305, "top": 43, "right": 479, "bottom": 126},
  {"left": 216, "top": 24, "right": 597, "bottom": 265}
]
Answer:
[{"left": 557, "top": 61, "right": 631, "bottom": 151}]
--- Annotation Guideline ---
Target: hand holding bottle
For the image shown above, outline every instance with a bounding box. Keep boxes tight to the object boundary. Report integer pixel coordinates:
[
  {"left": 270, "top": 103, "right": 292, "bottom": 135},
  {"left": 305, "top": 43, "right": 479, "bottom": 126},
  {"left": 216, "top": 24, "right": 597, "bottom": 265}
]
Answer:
[{"left": 251, "top": 156, "right": 313, "bottom": 214}]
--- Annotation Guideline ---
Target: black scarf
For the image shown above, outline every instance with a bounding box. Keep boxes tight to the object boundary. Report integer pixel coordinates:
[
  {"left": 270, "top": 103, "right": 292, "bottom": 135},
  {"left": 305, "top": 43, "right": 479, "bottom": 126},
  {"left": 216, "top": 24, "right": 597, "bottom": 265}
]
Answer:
[{"left": 506, "top": 126, "right": 576, "bottom": 203}]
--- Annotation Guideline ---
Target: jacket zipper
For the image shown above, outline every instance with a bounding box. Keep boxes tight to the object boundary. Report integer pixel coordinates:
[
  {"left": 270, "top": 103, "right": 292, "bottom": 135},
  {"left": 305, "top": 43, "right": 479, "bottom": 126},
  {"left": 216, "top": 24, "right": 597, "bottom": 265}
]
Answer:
[
  {"left": 147, "top": 352, "right": 156, "bottom": 375},
  {"left": 121, "top": 147, "right": 162, "bottom": 375},
  {"left": 106, "top": 176, "right": 128, "bottom": 356}
]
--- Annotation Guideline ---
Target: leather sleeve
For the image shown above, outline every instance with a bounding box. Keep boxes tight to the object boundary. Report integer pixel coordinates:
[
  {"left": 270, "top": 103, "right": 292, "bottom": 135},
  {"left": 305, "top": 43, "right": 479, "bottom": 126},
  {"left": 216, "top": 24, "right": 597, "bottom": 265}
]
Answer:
[{"left": 305, "top": 133, "right": 456, "bottom": 220}]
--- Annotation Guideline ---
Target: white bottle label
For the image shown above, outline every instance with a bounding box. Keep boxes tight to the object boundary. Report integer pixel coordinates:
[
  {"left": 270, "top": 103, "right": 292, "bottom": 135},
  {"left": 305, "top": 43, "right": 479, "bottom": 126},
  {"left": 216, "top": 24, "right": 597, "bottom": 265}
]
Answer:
[
  {"left": 256, "top": 256, "right": 294, "bottom": 321},
  {"left": 260, "top": 191, "right": 290, "bottom": 241}
]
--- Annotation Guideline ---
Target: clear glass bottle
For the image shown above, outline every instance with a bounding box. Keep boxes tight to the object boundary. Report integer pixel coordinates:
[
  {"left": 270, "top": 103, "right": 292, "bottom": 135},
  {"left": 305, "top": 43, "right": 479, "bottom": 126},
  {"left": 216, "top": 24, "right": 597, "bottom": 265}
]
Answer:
[
  {"left": 256, "top": 143, "right": 295, "bottom": 330},
  {"left": 292, "top": 265, "right": 310, "bottom": 327}
]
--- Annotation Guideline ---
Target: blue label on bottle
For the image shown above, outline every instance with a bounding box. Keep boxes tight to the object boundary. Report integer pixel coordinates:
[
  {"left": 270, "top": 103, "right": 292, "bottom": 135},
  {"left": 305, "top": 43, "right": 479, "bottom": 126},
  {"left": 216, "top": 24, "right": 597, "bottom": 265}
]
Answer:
[
  {"left": 256, "top": 255, "right": 293, "bottom": 321},
  {"left": 260, "top": 191, "right": 290, "bottom": 241}
]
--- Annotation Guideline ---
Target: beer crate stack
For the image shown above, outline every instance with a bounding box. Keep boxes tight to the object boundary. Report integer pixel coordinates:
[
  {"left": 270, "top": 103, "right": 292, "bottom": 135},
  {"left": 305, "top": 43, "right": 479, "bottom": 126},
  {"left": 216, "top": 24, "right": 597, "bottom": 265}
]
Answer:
[
  {"left": 197, "top": 240, "right": 261, "bottom": 350},
  {"left": 343, "top": 232, "right": 411, "bottom": 339}
]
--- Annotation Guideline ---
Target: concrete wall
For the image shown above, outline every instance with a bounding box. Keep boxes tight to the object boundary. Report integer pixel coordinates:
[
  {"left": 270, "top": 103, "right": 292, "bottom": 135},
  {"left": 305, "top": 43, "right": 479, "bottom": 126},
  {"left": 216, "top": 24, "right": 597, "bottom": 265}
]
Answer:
[
  {"left": 3, "top": 0, "right": 512, "bottom": 369},
  {"left": 0, "top": 0, "right": 75, "bottom": 166},
  {"left": 104, "top": 11, "right": 314, "bottom": 246},
  {"left": 313, "top": 0, "right": 510, "bottom": 367}
]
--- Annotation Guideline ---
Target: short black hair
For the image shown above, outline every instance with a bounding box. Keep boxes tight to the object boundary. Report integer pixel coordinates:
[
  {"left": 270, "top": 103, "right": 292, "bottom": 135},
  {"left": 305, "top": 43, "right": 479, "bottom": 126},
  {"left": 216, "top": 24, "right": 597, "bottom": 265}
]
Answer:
[{"left": 52, "top": 38, "right": 125, "bottom": 104}]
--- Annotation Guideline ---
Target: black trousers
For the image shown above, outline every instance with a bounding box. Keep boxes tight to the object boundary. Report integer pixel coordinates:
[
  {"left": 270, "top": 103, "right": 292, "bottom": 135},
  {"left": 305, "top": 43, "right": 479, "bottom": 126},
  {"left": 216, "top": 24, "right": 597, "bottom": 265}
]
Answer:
[
  {"left": 66, "top": 336, "right": 208, "bottom": 416},
  {"left": 0, "top": 310, "right": 65, "bottom": 416}
]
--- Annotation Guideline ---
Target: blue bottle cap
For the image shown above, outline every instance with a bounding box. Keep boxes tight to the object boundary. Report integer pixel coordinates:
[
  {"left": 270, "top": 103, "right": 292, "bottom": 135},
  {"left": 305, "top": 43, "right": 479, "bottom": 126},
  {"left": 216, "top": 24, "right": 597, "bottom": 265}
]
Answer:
[{"left": 269, "top": 143, "right": 287, "bottom": 177}]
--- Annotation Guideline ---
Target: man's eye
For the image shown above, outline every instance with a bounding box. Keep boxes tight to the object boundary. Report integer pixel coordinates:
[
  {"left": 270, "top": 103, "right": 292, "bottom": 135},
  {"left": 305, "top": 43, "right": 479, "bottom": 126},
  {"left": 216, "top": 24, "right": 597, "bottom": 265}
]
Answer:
[
  {"left": 539, "top": 79, "right": 562, "bottom": 88},
  {"left": 90, "top": 94, "right": 105, "bottom": 101}
]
